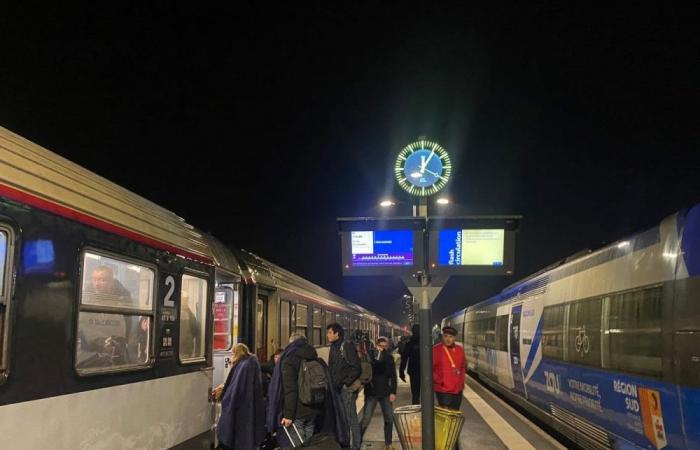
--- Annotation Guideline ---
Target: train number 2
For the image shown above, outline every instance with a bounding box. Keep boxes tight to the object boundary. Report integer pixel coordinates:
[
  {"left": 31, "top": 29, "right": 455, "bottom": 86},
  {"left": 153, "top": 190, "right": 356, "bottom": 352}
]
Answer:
[{"left": 164, "top": 275, "right": 175, "bottom": 307}]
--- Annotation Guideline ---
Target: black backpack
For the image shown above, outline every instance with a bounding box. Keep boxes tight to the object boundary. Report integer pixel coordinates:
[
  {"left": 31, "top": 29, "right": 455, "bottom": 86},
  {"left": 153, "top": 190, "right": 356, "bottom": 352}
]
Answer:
[{"left": 298, "top": 358, "right": 327, "bottom": 405}]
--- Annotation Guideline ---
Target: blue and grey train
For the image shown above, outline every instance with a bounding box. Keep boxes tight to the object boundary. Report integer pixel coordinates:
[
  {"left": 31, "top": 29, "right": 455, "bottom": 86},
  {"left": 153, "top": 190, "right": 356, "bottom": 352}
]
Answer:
[{"left": 442, "top": 205, "right": 700, "bottom": 450}]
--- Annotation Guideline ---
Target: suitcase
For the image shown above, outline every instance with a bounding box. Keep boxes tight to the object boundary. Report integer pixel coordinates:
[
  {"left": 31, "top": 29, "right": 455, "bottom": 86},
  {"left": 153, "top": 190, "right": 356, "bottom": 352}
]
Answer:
[{"left": 299, "top": 432, "right": 342, "bottom": 449}]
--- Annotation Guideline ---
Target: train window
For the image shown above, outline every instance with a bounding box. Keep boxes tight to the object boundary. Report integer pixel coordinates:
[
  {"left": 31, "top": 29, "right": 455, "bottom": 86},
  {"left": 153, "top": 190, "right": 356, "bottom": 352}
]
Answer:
[
  {"left": 213, "top": 287, "right": 233, "bottom": 351},
  {"left": 179, "top": 275, "right": 208, "bottom": 362},
  {"left": 280, "top": 300, "right": 291, "bottom": 344},
  {"left": 606, "top": 286, "right": 662, "bottom": 377},
  {"left": 0, "top": 228, "right": 13, "bottom": 374},
  {"left": 325, "top": 311, "right": 335, "bottom": 344},
  {"left": 296, "top": 303, "right": 308, "bottom": 336},
  {"left": 567, "top": 298, "right": 602, "bottom": 367},
  {"left": 542, "top": 305, "right": 566, "bottom": 360},
  {"left": 496, "top": 316, "right": 508, "bottom": 352},
  {"left": 312, "top": 307, "right": 323, "bottom": 346},
  {"left": 484, "top": 317, "right": 496, "bottom": 348},
  {"left": 76, "top": 251, "right": 155, "bottom": 374},
  {"left": 81, "top": 252, "right": 154, "bottom": 311}
]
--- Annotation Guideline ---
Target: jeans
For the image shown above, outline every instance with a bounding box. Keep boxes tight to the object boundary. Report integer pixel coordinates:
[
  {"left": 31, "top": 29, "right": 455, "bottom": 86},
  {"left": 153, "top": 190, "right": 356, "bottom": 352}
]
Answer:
[
  {"left": 281, "top": 418, "right": 315, "bottom": 448},
  {"left": 341, "top": 387, "right": 362, "bottom": 450},
  {"left": 436, "top": 392, "right": 463, "bottom": 410},
  {"left": 409, "top": 375, "right": 421, "bottom": 404},
  {"left": 360, "top": 395, "right": 394, "bottom": 445}
]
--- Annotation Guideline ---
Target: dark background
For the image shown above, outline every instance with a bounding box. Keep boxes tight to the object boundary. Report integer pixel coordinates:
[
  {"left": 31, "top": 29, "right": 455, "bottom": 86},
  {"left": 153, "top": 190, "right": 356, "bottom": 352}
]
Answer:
[{"left": 1, "top": 4, "right": 697, "bottom": 324}]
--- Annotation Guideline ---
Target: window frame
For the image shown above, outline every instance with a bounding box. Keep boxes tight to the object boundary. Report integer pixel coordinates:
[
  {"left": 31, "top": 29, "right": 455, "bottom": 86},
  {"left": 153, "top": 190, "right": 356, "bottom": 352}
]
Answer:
[
  {"left": 295, "top": 302, "right": 308, "bottom": 336},
  {"left": 178, "top": 270, "right": 210, "bottom": 365},
  {"left": 280, "top": 299, "right": 291, "bottom": 347},
  {"left": 0, "top": 224, "right": 15, "bottom": 382},
  {"left": 75, "top": 247, "right": 157, "bottom": 376},
  {"left": 312, "top": 306, "right": 323, "bottom": 346}
]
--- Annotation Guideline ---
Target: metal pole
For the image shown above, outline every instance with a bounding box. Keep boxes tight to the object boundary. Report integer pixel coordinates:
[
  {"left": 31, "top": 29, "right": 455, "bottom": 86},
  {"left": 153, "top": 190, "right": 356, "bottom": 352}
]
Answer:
[{"left": 415, "top": 197, "right": 434, "bottom": 450}]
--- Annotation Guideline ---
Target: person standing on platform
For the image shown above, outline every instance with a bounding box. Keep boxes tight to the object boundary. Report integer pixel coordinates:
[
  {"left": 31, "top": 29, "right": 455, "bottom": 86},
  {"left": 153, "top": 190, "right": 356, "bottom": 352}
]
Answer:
[
  {"left": 327, "top": 323, "right": 362, "bottom": 450},
  {"left": 399, "top": 324, "right": 421, "bottom": 404},
  {"left": 433, "top": 326, "right": 466, "bottom": 411},
  {"left": 360, "top": 336, "right": 397, "bottom": 450}
]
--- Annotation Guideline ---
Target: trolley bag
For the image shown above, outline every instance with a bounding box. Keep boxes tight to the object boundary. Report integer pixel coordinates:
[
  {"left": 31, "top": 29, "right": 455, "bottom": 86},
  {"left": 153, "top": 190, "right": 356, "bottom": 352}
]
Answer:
[
  {"left": 299, "top": 432, "right": 342, "bottom": 449},
  {"left": 282, "top": 423, "right": 305, "bottom": 448}
]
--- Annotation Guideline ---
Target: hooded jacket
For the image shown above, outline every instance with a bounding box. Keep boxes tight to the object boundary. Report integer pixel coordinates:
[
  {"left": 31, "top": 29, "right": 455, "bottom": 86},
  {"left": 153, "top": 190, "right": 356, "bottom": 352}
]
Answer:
[
  {"left": 281, "top": 338, "right": 323, "bottom": 420},
  {"left": 328, "top": 339, "right": 361, "bottom": 391}
]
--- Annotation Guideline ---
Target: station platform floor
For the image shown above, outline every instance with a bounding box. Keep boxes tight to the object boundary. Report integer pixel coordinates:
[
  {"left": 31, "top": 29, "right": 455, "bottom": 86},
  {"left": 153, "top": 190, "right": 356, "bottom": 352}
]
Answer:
[{"left": 358, "top": 374, "right": 567, "bottom": 450}]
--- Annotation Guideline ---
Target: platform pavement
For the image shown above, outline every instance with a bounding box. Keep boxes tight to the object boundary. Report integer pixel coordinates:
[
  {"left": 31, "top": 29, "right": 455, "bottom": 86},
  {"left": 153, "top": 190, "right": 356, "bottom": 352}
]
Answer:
[{"left": 358, "top": 373, "right": 566, "bottom": 450}]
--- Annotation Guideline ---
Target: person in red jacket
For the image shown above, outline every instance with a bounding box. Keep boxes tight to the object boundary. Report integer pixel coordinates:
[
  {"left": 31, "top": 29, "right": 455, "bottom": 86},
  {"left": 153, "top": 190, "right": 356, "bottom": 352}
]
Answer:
[{"left": 433, "top": 326, "right": 466, "bottom": 410}]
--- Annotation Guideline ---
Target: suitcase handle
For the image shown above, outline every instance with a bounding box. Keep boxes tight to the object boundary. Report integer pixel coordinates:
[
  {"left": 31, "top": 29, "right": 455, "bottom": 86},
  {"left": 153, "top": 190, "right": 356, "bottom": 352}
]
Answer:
[{"left": 282, "top": 422, "right": 304, "bottom": 447}]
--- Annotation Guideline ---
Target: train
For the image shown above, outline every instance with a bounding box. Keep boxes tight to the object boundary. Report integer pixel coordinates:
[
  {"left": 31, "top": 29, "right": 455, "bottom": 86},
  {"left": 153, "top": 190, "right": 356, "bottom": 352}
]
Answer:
[
  {"left": 442, "top": 204, "right": 700, "bottom": 449},
  {"left": 0, "top": 125, "right": 403, "bottom": 449}
]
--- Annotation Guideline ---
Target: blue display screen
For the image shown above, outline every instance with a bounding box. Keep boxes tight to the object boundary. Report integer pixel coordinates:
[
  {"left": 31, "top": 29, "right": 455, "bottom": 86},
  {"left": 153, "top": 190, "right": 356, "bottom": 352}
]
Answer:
[
  {"left": 438, "top": 229, "right": 505, "bottom": 266},
  {"left": 22, "top": 239, "right": 56, "bottom": 274},
  {"left": 351, "top": 230, "right": 414, "bottom": 267}
]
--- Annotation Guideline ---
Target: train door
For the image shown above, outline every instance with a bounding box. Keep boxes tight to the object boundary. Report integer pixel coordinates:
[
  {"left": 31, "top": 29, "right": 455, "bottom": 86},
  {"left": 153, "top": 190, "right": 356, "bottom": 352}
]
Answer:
[
  {"left": 255, "top": 293, "right": 268, "bottom": 361},
  {"left": 212, "top": 282, "right": 239, "bottom": 388},
  {"left": 509, "top": 304, "right": 527, "bottom": 398}
]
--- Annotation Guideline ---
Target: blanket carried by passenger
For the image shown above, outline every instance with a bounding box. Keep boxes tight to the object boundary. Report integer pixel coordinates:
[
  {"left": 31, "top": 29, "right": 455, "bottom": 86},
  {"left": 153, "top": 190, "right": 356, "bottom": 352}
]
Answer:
[
  {"left": 266, "top": 341, "right": 349, "bottom": 448},
  {"left": 218, "top": 355, "right": 266, "bottom": 449}
]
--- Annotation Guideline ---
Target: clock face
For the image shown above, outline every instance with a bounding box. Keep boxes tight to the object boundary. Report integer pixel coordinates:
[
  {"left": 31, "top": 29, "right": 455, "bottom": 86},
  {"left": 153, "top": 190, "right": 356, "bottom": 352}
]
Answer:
[{"left": 394, "top": 139, "right": 452, "bottom": 196}]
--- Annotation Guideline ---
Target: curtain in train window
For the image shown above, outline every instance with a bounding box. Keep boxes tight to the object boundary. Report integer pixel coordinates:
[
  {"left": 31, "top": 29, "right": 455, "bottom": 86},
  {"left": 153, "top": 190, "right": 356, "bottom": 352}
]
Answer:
[
  {"left": 180, "top": 275, "right": 208, "bottom": 362},
  {"left": 295, "top": 303, "right": 308, "bottom": 336},
  {"left": 280, "top": 300, "right": 291, "bottom": 346},
  {"left": 312, "top": 307, "right": 323, "bottom": 346},
  {"left": 542, "top": 305, "right": 566, "bottom": 360},
  {"left": 567, "top": 298, "right": 602, "bottom": 367},
  {"left": 0, "top": 230, "right": 8, "bottom": 372},
  {"left": 607, "top": 286, "right": 662, "bottom": 376},
  {"left": 76, "top": 251, "right": 155, "bottom": 374}
]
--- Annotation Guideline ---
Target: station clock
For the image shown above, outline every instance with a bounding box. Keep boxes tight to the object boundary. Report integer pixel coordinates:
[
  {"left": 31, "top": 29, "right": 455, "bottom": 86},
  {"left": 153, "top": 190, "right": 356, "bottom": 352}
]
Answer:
[{"left": 394, "top": 139, "right": 452, "bottom": 197}]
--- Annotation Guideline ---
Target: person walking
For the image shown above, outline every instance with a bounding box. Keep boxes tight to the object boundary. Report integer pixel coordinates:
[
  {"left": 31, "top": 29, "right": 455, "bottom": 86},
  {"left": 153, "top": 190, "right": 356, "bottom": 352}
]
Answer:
[
  {"left": 433, "top": 326, "right": 466, "bottom": 411},
  {"left": 399, "top": 324, "right": 421, "bottom": 404},
  {"left": 327, "top": 323, "right": 362, "bottom": 450},
  {"left": 360, "top": 337, "right": 397, "bottom": 450}
]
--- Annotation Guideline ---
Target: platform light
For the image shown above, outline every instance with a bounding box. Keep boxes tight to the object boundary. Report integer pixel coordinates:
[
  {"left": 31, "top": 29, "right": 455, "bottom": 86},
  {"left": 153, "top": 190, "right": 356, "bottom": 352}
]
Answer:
[
  {"left": 379, "top": 199, "right": 396, "bottom": 207},
  {"left": 436, "top": 197, "right": 449, "bottom": 205}
]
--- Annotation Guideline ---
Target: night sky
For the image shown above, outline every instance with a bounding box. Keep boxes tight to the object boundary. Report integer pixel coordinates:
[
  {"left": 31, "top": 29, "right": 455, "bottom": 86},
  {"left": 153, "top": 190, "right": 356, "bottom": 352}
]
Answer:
[{"left": 1, "top": 4, "right": 697, "bottom": 324}]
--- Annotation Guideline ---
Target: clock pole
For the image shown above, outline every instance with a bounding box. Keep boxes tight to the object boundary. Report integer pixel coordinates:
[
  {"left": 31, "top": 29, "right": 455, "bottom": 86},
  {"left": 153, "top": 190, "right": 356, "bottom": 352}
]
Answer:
[{"left": 414, "top": 196, "right": 436, "bottom": 450}]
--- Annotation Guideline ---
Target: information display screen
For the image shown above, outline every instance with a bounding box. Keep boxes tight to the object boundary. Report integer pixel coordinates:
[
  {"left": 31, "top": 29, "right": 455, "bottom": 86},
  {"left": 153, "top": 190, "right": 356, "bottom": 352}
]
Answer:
[
  {"left": 351, "top": 230, "right": 414, "bottom": 267},
  {"left": 438, "top": 229, "right": 505, "bottom": 266}
]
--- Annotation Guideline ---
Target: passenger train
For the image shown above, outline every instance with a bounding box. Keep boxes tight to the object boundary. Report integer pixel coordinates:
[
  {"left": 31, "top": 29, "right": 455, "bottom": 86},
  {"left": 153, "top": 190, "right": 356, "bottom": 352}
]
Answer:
[
  {"left": 0, "top": 126, "right": 403, "bottom": 449},
  {"left": 442, "top": 205, "right": 700, "bottom": 449}
]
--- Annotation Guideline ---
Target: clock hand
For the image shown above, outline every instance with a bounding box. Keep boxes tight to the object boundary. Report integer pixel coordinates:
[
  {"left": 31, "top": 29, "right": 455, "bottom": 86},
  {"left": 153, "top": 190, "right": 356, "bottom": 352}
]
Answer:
[
  {"left": 421, "top": 150, "right": 436, "bottom": 172},
  {"left": 423, "top": 168, "right": 440, "bottom": 177}
]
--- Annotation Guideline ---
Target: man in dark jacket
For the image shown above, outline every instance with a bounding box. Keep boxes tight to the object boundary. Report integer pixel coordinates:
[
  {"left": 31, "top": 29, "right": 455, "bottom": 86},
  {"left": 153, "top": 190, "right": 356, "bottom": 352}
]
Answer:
[
  {"left": 280, "top": 333, "right": 323, "bottom": 446},
  {"left": 360, "top": 336, "right": 397, "bottom": 450},
  {"left": 399, "top": 324, "right": 421, "bottom": 404},
  {"left": 327, "top": 323, "right": 362, "bottom": 450}
]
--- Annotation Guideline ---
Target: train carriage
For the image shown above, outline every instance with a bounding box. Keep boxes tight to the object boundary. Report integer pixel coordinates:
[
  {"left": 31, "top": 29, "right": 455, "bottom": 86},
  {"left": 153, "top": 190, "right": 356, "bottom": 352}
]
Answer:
[
  {"left": 0, "top": 125, "right": 404, "bottom": 449},
  {"left": 443, "top": 206, "right": 700, "bottom": 450}
]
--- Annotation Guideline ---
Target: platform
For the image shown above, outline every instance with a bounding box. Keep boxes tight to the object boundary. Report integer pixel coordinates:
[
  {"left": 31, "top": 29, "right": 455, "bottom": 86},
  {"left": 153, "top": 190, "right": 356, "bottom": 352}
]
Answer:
[{"left": 358, "top": 373, "right": 566, "bottom": 449}]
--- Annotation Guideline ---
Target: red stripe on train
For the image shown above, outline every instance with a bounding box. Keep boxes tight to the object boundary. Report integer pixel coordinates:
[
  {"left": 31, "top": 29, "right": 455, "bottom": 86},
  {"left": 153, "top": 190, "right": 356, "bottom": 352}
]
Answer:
[{"left": 0, "top": 183, "right": 213, "bottom": 264}]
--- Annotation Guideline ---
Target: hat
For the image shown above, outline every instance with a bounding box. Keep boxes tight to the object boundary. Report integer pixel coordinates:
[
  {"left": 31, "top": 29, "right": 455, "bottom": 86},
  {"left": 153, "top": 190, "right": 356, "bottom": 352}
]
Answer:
[{"left": 442, "top": 326, "right": 458, "bottom": 336}]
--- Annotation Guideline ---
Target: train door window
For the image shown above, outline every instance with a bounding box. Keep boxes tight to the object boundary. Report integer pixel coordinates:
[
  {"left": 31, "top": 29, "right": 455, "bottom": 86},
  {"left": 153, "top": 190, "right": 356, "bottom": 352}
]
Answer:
[
  {"left": 76, "top": 251, "right": 155, "bottom": 374},
  {"left": 0, "top": 228, "right": 13, "bottom": 374},
  {"left": 295, "top": 303, "right": 308, "bottom": 336},
  {"left": 542, "top": 305, "right": 566, "bottom": 360},
  {"left": 180, "top": 274, "right": 208, "bottom": 362},
  {"left": 606, "top": 286, "right": 662, "bottom": 377},
  {"left": 280, "top": 300, "right": 291, "bottom": 345},
  {"left": 566, "top": 298, "right": 602, "bottom": 367},
  {"left": 255, "top": 294, "right": 268, "bottom": 361},
  {"left": 496, "top": 316, "right": 508, "bottom": 351},
  {"left": 312, "top": 307, "right": 323, "bottom": 346},
  {"left": 213, "top": 287, "right": 234, "bottom": 351}
]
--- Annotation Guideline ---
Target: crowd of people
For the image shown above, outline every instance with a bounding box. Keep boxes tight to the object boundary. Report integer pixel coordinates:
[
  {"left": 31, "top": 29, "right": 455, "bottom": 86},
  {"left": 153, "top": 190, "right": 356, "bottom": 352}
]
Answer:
[{"left": 214, "top": 322, "right": 467, "bottom": 450}]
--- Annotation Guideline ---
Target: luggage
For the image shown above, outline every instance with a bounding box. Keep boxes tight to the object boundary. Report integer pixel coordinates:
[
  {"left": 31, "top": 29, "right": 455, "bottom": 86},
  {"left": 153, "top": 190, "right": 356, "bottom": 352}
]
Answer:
[
  {"left": 298, "top": 358, "right": 328, "bottom": 405},
  {"left": 299, "top": 432, "right": 343, "bottom": 449}
]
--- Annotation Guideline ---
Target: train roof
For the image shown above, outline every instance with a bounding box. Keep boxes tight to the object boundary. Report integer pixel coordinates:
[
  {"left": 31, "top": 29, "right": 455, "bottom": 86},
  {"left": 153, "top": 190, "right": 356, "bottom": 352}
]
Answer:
[
  {"left": 0, "top": 126, "right": 214, "bottom": 263},
  {"left": 458, "top": 207, "right": 696, "bottom": 315}
]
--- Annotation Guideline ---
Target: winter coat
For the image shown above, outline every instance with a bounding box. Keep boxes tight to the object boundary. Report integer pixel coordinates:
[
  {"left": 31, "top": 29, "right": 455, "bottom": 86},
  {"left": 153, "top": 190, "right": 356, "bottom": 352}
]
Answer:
[
  {"left": 364, "top": 349, "right": 397, "bottom": 398},
  {"left": 399, "top": 335, "right": 421, "bottom": 377},
  {"left": 281, "top": 339, "right": 323, "bottom": 420},
  {"left": 328, "top": 340, "right": 361, "bottom": 391},
  {"left": 432, "top": 342, "right": 466, "bottom": 394},
  {"left": 218, "top": 355, "right": 266, "bottom": 449}
]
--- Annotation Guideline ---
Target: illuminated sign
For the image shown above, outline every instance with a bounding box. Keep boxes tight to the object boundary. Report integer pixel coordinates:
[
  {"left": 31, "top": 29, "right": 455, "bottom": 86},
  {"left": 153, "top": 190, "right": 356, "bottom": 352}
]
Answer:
[{"left": 438, "top": 229, "right": 505, "bottom": 266}]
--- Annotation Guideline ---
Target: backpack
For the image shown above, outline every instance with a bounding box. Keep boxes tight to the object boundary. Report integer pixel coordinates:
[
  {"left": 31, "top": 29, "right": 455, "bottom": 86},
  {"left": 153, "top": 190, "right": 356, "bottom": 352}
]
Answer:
[
  {"left": 340, "top": 341, "right": 372, "bottom": 388},
  {"left": 298, "top": 359, "right": 327, "bottom": 405}
]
